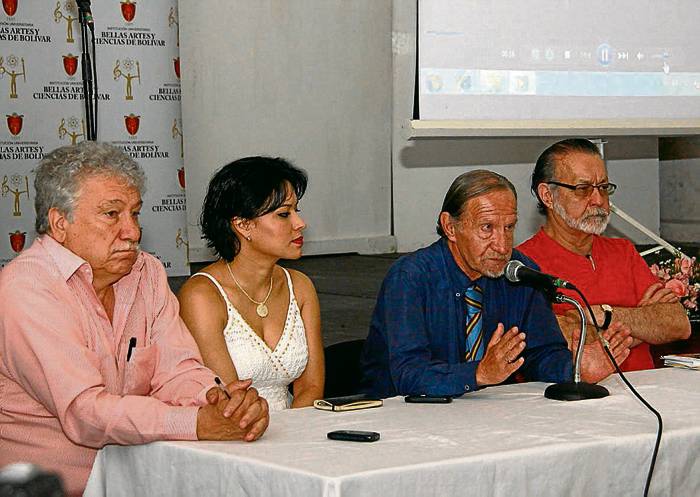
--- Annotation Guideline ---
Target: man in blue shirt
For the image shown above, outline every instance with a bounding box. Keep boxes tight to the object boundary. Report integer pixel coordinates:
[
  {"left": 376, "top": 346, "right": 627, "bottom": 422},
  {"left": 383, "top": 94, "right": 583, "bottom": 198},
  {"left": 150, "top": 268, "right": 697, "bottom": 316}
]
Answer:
[{"left": 360, "top": 170, "right": 625, "bottom": 398}]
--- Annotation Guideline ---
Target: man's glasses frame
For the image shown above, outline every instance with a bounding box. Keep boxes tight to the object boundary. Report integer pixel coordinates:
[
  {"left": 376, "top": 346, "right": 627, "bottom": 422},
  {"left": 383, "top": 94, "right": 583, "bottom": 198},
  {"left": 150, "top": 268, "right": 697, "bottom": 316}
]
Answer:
[{"left": 546, "top": 181, "right": 617, "bottom": 197}]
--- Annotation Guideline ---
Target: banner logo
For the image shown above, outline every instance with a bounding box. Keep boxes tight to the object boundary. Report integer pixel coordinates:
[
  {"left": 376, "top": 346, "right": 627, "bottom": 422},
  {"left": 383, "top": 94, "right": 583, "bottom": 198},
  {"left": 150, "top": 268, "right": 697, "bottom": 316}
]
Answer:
[
  {"left": 168, "top": 6, "right": 179, "bottom": 46},
  {"left": 58, "top": 116, "right": 85, "bottom": 144},
  {"left": 114, "top": 58, "right": 140, "bottom": 100},
  {"left": 6, "top": 113, "right": 22, "bottom": 136},
  {"left": 120, "top": 0, "right": 136, "bottom": 23},
  {"left": 177, "top": 167, "right": 185, "bottom": 189},
  {"left": 2, "top": 174, "right": 29, "bottom": 217},
  {"left": 124, "top": 113, "right": 140, "bottom": 136},
  {"left": 176, "top": 228, "right": 189, "bottom": 263},
  {"left": 3, "top": 0, "right": 17, "bottom": 17},
  {"left": 54, "top": 0, "right": 77, "bottom": 43},
  {"left": 9, "top": 230, "right": 25, "bottom": 253},
  {"left": 0, "top": 55, "right": 26, "bottom": 99},
  {"left": 172, "top": 119, "right": 183, "bottom": 158},
  {"left": 62, "top": 53, "right": 78, "bottom": 76}
]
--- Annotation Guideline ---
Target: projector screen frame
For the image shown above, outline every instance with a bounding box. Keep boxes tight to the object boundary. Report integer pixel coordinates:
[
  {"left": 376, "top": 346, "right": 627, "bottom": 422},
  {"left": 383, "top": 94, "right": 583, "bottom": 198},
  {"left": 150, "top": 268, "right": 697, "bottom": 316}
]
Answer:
[{"left": 405, "top": 119, "right": 700, "bottom": 139}]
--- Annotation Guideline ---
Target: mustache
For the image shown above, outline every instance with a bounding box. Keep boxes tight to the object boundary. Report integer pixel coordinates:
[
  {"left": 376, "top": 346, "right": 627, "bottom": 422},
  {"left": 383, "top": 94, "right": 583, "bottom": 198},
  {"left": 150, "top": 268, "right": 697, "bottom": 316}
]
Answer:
[{"left": 581, "top": 207, "right": 609, "bottom": 219}]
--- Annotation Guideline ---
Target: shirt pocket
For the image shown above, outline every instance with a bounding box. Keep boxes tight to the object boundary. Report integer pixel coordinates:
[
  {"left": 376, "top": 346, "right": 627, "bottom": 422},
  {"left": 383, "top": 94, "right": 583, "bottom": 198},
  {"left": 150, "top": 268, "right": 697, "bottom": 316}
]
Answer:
[{"left": 123, "top": 344, "right": 157, "bottom": 396}]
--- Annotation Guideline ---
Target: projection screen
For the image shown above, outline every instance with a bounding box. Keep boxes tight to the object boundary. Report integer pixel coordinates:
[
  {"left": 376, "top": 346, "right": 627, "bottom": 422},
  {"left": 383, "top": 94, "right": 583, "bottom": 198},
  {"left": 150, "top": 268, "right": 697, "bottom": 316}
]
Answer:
[{"left": 417, "top": 0, "right": 700, "bottom": 134}]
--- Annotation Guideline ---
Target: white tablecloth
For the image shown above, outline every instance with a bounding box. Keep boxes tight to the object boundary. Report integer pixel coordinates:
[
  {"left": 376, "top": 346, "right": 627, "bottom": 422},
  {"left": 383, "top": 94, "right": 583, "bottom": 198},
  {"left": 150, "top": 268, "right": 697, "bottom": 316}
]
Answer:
[{"left": 84, "top": 368, "right": 700, "bottom": 497}]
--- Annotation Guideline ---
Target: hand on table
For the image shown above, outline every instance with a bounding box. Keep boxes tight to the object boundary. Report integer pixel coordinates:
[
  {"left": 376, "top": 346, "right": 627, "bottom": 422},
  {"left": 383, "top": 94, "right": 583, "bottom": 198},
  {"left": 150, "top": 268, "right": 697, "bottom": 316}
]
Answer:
[{"left": 197, "top": 379, "right": 269, "bottom": 442}]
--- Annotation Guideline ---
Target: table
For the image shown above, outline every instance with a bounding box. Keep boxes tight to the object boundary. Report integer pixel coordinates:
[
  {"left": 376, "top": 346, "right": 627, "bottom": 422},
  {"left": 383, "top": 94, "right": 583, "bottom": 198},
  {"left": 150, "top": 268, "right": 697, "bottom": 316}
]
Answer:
[{"left": 84, "top": 368, "right": 700, "bottom": 497}]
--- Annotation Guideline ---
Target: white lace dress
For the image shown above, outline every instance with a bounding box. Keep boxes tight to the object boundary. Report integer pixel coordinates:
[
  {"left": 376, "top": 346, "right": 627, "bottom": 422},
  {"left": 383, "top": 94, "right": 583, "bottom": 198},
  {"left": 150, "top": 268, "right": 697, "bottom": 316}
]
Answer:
[{"left": 192, "top": 268, "right": 309, "bottom": 410}]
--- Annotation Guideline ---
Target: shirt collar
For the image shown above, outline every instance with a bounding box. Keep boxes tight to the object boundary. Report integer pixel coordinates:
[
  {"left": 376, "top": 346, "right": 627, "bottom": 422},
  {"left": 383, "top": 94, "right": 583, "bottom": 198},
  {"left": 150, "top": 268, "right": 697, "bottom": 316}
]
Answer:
[
  {"left": 437, "top": 237, "right": 481, "bottom": 291},
  {"left": 39, "top": 234, "right": 145, "bottom": 283}
]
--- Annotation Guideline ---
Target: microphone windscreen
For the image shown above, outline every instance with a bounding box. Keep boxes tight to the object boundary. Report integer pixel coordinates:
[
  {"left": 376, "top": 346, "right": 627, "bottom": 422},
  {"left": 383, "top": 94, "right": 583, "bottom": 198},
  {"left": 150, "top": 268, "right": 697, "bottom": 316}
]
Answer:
[{"left": 504, "top": 260, "right": 524, "bottom": 283}]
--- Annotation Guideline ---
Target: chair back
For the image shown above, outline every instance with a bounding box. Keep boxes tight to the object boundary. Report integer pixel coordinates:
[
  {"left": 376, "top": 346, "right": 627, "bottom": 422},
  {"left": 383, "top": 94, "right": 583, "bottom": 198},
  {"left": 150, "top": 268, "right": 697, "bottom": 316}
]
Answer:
[{"left": 323, "top": 339, "right": 366, "bottom": 398}]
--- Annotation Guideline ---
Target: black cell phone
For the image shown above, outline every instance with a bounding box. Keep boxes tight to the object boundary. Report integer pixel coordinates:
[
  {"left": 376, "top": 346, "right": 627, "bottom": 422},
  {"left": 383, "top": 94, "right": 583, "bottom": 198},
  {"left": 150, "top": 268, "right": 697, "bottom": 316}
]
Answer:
[
  {"left": 404, "top": 394, "right": 453, "bottom": 404},
  {"left": 327, "top": 430, "right": 380, "bottom": 442}
]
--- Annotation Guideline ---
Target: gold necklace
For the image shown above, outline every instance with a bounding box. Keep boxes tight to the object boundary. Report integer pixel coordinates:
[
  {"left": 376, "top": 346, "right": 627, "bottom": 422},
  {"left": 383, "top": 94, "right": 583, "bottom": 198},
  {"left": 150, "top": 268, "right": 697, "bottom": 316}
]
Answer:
[{"left": 226, "top": 262, "right": 273, "bottom": 318}]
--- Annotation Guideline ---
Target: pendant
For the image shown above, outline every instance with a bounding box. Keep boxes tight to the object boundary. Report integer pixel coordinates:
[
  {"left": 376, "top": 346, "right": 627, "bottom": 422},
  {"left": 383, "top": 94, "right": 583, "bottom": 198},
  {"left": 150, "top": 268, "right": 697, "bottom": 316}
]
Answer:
[{"left": 256, "top": 303, "right": 269, "bottom": 318}]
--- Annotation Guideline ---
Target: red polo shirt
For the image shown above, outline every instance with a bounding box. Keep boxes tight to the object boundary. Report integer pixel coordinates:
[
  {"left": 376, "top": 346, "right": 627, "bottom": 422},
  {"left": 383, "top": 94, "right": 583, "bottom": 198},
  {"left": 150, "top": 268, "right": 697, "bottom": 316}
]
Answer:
[{"left": 518, "top": 228, "right": 658, "bottom": 371}]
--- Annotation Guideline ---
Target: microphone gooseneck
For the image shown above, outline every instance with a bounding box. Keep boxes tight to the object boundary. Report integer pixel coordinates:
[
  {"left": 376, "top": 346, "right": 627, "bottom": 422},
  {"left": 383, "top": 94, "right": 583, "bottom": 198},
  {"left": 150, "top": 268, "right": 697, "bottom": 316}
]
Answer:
[{"left": 505, "top": 259, "right": 608, "bottom": 401}]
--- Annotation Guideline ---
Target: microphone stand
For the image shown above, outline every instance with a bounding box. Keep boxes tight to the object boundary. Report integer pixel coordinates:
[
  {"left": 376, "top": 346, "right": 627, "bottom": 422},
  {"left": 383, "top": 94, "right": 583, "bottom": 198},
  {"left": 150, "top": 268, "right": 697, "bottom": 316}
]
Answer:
[
  {"left": 77, "top": 2, "right": 97, "bottom": 140},
  {"left": 544, "top": 293, "right": 610, "bottom": 401}
]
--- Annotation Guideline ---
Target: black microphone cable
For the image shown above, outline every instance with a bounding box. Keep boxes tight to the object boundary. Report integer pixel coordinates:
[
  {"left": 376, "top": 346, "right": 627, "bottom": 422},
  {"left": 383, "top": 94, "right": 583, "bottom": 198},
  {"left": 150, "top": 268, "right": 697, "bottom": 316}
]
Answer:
[{"left": 571, "top": 287, "right": 662, "bottom": 497}]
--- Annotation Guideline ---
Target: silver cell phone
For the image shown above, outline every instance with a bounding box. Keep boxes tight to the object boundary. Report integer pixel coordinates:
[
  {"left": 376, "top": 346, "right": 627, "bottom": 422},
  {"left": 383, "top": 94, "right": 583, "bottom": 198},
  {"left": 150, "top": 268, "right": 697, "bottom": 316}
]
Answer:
[{"left": 327, "top": 430, "right": 380, "bottom": 442}]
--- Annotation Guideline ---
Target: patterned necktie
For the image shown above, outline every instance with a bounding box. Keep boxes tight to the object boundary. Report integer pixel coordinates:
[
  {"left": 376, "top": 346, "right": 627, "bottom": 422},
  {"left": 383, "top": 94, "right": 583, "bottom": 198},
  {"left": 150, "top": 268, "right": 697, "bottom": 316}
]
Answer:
[{"left": 464, "top": 285, "right": 484, "bottom": 361}]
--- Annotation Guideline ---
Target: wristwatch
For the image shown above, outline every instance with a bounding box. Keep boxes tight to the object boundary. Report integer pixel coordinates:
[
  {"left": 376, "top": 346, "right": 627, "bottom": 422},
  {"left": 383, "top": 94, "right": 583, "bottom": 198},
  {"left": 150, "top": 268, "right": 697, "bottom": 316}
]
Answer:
[{"left": 600, "top": 304, "right": 613, "bottom": 330}]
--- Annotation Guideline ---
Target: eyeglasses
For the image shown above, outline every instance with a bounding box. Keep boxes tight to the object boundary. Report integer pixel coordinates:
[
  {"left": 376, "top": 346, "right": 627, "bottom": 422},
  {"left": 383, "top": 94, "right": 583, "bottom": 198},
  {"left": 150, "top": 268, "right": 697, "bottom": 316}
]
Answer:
[{"left": 546, "top": 181, "right": 617, "bottom": 197}]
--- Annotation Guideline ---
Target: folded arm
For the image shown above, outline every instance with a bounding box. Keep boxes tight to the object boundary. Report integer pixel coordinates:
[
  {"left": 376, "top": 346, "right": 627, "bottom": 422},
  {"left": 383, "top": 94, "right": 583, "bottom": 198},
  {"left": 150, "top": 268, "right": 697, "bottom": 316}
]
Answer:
[{"left": 588, "top": 283, "right": 690, "bottom": 345}]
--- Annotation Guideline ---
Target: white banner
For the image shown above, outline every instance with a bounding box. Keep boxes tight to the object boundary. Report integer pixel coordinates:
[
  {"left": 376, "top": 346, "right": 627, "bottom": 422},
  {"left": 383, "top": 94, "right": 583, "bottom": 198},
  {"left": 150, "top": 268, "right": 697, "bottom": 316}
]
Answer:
[{"left": 0, "top": 0, "right": 189, "bottom": 275}]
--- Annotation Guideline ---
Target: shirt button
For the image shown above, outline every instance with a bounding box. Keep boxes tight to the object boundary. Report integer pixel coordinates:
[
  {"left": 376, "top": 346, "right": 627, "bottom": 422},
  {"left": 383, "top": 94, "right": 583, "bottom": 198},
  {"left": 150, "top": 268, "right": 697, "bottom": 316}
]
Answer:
[
  {"left": 455, "top": 293, "right": 461, "bottom": 297},
  {"left": 464, "top": 385, "right": 470, "bottom": 391}
]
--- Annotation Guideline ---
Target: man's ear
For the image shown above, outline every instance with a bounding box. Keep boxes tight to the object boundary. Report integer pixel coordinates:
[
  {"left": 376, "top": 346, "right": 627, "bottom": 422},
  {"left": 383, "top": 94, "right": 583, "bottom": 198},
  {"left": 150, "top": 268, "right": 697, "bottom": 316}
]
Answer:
[
  {"left": 47, "top": 207, "right": 69, "bottom": 243},
  {"left": 439, "top": 211, "right": 457, "bottom": 242},
  {"left": 537, "top": 183, "right": 554, "bottom": 210}
]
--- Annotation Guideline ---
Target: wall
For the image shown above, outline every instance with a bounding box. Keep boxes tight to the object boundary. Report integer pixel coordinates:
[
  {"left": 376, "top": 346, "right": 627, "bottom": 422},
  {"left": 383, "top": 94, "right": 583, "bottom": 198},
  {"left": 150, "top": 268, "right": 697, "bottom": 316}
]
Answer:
[
  {"left": 660, "top": 137, "right": 700, "bottom": 244},
  {"left": 178, "top": 0, "right": 675, "bottom": 260},
  {"left": 392, "top": 0, "right": 661, "bottom": 253},
  {"left": 179, "top": 0, "right": 394, "bottom": 262}
]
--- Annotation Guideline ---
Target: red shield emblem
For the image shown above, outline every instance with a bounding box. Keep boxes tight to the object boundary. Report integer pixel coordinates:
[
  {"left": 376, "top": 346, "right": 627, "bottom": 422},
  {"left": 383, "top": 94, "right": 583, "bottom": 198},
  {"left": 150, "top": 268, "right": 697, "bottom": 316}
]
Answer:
[
  {"left": 124, "top": 114, "right": 140, "bottom": 136},
  {"left": 9, "top": 231, "right": 26, "bottom": 253},
  {"left": 63, "top": 54, "right": 78, "bottom": 76},
  {"left": 173, "top": 57, "right": 180, "bottom": 79},
  {"left": 2, "top": 0, "right": 18, "bottom": 17},
  {"left": 6, "top": 113, "right": 23, "bottom": 136},
  {"left": 177, "top": 167, "right": 185, "bottom": 189},
  {"left": 120, "top": 0, "right": 136, "bottom": 22}
]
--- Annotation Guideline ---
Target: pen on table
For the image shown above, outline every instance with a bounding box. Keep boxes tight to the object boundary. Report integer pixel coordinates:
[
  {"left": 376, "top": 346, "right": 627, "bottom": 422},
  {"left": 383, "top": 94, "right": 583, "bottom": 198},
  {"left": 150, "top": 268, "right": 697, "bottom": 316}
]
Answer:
[
  {"left": 126, "top": 337, "right": 137, "bottom": 362},
  {"left": 214, "top": 376, "right": 231, "bottom": 399}
]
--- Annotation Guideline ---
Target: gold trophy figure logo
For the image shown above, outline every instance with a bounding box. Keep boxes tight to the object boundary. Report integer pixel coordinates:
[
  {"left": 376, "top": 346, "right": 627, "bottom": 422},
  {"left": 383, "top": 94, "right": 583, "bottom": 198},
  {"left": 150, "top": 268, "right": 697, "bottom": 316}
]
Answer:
[
  {"left": 114, "top": 58, "right": 140, "bottom": 100},
  {"left": 2, "top": 174, "right": 30, "bottom": 217},
  {"left": 0, "top": 55, "right": 26, "bottom": 99},
  {"left": 168, "top": 6, "right": 179, "bottom": 47},
  {"left": 172, "top": 119, "right": 183, "bottom": 159},
  {"left": 54, "top": 0, "right": 78, "bottom": 43},
  {"left": 175, "top": 228, "right": 189, "bottom": 264},
  {"left": 58, "top": 116, "right": 85, "bottom": 144}
]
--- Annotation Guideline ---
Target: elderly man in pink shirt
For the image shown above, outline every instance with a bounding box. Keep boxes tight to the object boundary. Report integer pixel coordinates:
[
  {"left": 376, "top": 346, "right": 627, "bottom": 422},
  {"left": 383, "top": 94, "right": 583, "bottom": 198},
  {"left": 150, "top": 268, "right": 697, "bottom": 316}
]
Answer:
[{"left": 0, "top": 142, "right": 269, "bottom": 496}]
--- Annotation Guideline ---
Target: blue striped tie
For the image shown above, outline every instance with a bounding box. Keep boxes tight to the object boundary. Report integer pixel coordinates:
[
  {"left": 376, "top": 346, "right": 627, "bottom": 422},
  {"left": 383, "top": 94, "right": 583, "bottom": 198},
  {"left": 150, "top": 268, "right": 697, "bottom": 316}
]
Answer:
[{"left": 464, "top": 285, "right": 484, "bottom": 361}]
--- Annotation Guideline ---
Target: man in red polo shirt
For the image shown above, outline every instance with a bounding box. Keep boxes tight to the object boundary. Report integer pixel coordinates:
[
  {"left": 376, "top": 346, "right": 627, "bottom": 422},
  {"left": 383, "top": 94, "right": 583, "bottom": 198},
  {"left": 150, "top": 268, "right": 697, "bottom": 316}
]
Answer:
[{"left": 518, "top": 138, "right": 690, "bottom": 373}]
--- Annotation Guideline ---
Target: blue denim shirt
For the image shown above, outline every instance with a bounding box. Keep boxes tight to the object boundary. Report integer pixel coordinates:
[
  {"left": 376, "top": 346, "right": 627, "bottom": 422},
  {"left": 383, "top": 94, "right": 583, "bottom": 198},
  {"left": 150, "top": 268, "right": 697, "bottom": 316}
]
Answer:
[{"left": 359, "top": 238, "right": 573, "bottom": 398}]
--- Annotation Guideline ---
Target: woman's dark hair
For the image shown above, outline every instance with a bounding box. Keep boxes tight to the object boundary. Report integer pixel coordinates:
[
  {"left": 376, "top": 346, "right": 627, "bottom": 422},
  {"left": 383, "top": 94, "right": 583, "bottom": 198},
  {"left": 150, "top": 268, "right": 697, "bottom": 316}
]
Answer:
[
  {"left": 436, "top": 169, "right": 517, "bottom": 237},
  {"left": 200, "top": 156, "right": 307, "bottom": 261},
  {"left": 531, "top": 138, "right": 602, "bottom": 214}
]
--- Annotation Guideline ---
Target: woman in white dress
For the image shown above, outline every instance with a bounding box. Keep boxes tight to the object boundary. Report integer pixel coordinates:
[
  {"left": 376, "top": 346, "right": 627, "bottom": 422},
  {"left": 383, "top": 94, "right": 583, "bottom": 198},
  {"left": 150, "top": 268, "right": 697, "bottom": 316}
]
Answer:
[{"left": 178, "top": 157, "right": 324, "bottom": 410}]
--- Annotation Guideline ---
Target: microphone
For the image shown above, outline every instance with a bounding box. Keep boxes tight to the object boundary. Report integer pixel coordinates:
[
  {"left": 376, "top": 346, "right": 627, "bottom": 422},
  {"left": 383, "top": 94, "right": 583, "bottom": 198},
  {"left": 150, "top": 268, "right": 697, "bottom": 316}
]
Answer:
[
  {"left": 505, "top": 259, "right": 609, "bottom": 401},
  {"left": 504, "top": 260, "right": 574, "bottom": 291},
  {"left": 76, "top": 0, "right": 94, "bottom": 30}
]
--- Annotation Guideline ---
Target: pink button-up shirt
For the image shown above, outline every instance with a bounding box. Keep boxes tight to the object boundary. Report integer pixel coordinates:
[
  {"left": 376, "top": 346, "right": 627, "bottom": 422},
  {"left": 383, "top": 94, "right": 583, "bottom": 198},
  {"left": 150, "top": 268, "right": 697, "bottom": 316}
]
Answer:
[{"left": 0, "top": 236, "right": 216, "bottom": 496}]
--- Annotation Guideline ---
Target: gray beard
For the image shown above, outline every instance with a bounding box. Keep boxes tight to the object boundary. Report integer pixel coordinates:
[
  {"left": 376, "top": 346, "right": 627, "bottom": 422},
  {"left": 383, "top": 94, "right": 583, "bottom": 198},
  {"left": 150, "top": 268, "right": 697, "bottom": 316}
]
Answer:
[
  {"left": 553, "top": 201, "right": 609, "bottom": 235},
  {"left": 483, "top": 268, "right": 505, "bottom": 278}
]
